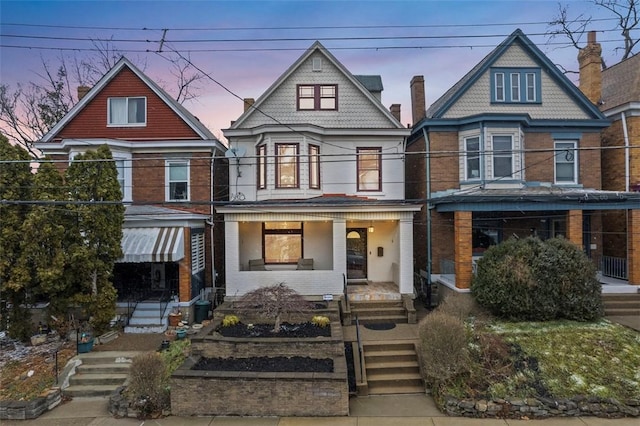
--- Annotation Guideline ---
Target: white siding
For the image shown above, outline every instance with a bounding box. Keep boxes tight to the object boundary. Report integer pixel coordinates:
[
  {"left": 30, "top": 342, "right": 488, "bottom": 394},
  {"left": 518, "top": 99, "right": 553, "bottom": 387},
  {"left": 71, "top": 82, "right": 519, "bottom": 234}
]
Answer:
[
  {"left": 241, "top": 52, "right": 395, "bottom": 128},
  {"left": 443, "top": 44, "right": 590, "bottom": 120}
]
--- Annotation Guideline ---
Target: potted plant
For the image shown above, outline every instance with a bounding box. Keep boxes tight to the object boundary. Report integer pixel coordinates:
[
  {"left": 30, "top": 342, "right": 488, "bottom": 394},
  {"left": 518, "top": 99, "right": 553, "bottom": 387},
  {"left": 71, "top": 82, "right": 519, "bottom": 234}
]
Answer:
[{"left": 168, "top": 307, "right": 182, "bottom": 327}]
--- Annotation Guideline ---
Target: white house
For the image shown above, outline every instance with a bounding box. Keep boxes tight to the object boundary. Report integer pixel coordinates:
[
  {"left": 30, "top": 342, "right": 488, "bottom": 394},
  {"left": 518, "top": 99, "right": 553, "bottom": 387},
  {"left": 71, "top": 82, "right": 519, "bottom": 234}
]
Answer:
[{"left": 220, "top": 41, "right": 420, "bottom": 300}]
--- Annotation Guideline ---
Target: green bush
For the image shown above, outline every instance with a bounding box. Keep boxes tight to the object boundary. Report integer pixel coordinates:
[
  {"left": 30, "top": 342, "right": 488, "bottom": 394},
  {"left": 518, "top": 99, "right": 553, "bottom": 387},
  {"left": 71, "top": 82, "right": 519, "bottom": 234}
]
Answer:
[
  {"left": 126, "top": 352, "right": 170, "bottom": 419},
  {"left": 418, "top": 309, "right": 469, "bottom": 386},
  {"left": 471, "top": 236, "right": 602, "bottom": 321}
]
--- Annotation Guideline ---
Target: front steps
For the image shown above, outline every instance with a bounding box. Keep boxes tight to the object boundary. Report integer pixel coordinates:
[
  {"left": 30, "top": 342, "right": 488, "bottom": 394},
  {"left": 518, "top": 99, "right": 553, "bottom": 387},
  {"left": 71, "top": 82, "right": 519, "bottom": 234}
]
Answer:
[
  {"left": 350, "top": 300, "right": 408, "bottom": 324},
  {"left": 602, "top": 293, "right": 640, "bottom": 316},
  {"left": 64, "top": 351, "right": 141, "bottom": 398},
  {"left": 124, "top": 301, "right": 170, "bottom": 333},
  {"left": 362, "top": 341, "right": 423, "bottom": 395}
]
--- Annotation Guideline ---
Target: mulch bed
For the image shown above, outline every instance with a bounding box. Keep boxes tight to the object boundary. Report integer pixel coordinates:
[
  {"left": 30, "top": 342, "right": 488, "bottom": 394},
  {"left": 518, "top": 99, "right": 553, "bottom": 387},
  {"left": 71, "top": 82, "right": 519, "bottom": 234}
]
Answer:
[
  {"left": 216, "top": 322, "right": 331, "bottom": 338},
  {"left": 193, "top": 356, "right": 333, "bottom": 372}
]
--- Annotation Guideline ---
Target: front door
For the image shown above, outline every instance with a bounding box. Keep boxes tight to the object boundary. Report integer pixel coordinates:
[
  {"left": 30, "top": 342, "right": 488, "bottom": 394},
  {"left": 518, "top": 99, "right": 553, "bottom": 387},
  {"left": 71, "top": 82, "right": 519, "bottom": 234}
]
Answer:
[{"left": 346, "top": 228, "right": 367, "bottom": 280}]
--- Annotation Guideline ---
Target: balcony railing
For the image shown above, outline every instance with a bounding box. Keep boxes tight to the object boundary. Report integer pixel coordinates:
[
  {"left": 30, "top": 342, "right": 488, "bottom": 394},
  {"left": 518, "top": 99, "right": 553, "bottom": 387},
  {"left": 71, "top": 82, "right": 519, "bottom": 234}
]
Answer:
[{"left": 597, "top": 255, "right": 627, "bottom": 280}]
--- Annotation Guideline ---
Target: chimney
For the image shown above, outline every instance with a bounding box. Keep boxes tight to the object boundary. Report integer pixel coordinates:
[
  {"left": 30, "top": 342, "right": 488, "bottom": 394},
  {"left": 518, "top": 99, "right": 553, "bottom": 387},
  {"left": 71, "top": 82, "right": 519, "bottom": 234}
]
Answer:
[
  {"left": 390, "top": 104, "right": 401, "bottom": 122},
  {"left": 578, "top": 31, "right": 602, "bottom": 105},
  {"left": 243, "top": 98, "right": 255, "bottom": 112},
  {"left": 410, "top": 75, "right": 425, "bottom": 126},
  {"left": 77, "top": 86, "right": 90, "bottom": 100}
]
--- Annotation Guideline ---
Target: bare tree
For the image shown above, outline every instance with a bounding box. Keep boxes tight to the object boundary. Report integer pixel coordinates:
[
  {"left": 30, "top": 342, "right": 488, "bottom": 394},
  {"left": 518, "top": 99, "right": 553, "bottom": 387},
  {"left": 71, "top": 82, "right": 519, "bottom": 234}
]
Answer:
[
  {"left": 548, "top": 0, "right": 639, "bottom": 70},
  {"left": 234, "top": 283, "right": 314, "bottom": 333}
]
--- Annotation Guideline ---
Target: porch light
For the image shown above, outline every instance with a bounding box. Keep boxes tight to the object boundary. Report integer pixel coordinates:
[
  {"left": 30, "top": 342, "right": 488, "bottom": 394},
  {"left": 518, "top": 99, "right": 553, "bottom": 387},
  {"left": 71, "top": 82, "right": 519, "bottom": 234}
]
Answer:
[{"left": 368, "top": 225, "right": 374, "bottom": 233}]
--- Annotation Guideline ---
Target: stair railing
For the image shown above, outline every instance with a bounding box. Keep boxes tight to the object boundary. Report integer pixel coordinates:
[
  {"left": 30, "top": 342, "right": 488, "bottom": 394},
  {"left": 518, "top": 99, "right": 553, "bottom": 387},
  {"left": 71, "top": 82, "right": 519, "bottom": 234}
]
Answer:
[
  {"left": 159, "top": 287, "right": 171, "bottom": 325},
  {"left": 355, "top": 315, "right": 365, "bottom": 382}
]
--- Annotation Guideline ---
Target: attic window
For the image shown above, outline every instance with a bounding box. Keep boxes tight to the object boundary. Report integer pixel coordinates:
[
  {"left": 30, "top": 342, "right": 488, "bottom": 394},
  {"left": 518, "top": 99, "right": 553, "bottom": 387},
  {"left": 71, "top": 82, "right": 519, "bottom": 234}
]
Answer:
[
  {"left": 312, "top": 58, "right": 322, "bottom": 71},
  {"left": 297, "top": 84, "right": 337, "bottom": 110},
  {"left": 490, "top": 68, "right": 541, "bottom": 104},
  {"left": 108, "top": 97, "right": 146, "bottom": 126}
]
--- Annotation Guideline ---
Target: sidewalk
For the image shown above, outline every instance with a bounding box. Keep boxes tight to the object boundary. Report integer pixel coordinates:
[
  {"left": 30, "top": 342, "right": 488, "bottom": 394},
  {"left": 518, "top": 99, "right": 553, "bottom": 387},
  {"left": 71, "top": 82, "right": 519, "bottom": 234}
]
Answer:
[{"left": 3, "top": 395, "right": 639, "bottom": 425}]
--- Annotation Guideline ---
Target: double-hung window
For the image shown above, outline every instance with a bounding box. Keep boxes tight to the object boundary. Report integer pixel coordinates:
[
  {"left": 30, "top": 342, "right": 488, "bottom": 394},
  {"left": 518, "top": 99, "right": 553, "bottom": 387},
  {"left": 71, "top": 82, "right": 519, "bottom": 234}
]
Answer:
[
  {"left": 357, "top": 147, "right": 382, "bottom": 191},
  {"left": 166, "top": 160, "right": 189, "bottom": 201},
  {"left": 465, "top": 137, "right": 481, "bottom": 180},
  {"left": 263, "top": 222, "right": 303, "bottom": 264},
  {"left": 297, "top": 84, "right": 337, "bottom": 110},
  {"left": 108, "top": 97, "right": 146, "bottom": 126},
  {"left": 257, "top": 145, "right": 267, "bottom": 190},
  {"left": 309, "top": 144, "right": 320, "bottom": 189},
  {"left": 492, "top": 136, "right": 513, "bottom": 178},
  {"left": 491, "top": 69, "right": 541, "bottom": 103},
  {"left": 275, "top": 143, "right": 299, "bottom": 188},
  {"left": 554, "top": 141, "right": 578, "bottom": 184}
]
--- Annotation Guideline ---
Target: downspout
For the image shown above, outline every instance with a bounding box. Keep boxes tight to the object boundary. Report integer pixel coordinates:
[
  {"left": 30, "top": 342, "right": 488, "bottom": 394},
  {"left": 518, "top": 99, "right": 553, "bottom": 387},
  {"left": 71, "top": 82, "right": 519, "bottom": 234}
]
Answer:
[
  {"left": 621, "top": 112, "right": 630, "bottom": 192},
  {"left": 422, "top": 127, "right": 432, "bottom": 295},
  {"left": 210, "top": 149, "right": 216, "bottom": 296}
]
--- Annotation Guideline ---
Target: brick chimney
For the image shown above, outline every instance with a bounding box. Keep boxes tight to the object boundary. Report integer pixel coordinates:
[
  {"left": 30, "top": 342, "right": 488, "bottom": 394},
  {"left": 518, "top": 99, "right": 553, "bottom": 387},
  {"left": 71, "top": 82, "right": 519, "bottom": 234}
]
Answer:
[
  {"left": 410, "top": 75, "right": 425, "bottom": 126},
  {"left": 243, "top": 98, "right": 255, "bottom": 112},
  {"left": 578, "top": 31, "right": 602, "bottom": 105},
  {"left": 77, "top": 86, "right": 90, "bottom": 100},
  {"left": 389, "top": 104, "right": 401, "bottom": 122}
]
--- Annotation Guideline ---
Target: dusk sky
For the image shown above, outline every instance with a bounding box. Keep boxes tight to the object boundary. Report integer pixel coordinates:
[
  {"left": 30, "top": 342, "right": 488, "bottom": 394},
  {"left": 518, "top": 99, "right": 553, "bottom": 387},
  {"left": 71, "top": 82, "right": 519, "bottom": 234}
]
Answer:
[{"left": 0, "top": 0, "right": 626, "bottom": 142}]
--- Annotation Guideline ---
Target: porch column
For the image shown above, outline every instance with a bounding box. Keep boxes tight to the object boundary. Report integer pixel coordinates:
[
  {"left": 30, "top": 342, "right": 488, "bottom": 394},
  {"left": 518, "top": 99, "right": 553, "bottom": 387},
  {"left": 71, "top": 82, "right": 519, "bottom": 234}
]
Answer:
[
  {"left": 454, "top": 211, "right": 473, "bottom": 289},
  {"left": 178, "top": 227, "right": 191, "bottom": 302},
  {"left": 398, "top": 217, "right": 414, "bottom": 294},
  {"left": 628, "top": 209, "right": 640, "bottom": 285},
  {"left": 566, "top": 210, "right": 583, "bottom": 248},
  {"left": 333, "top": 219, "right": 346, "bottom": 278}
]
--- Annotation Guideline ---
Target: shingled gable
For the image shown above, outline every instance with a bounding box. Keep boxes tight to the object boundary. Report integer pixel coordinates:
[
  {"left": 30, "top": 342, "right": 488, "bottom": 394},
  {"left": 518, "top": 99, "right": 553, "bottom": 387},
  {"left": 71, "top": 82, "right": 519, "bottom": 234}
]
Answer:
[
  {"left": 228, "top": 41, "right": 404, "bottom": 129},
  {"left": 40, "top": 57, "right": 221, "bottom": 144},
  {"left": 425, "top": 28, "right": 606, "bottom": 121}
]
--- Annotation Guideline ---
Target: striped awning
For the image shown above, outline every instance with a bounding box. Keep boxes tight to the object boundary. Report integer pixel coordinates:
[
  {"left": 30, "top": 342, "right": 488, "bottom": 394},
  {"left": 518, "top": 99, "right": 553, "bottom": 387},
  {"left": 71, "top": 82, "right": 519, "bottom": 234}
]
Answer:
[{"left": 118, "top": 227, "right": 185, "bottom": 263}]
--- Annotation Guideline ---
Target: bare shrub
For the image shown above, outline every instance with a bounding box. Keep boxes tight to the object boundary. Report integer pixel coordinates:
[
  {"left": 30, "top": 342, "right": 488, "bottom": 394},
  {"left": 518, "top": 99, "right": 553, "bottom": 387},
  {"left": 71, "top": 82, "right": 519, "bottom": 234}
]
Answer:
[
  {"left": 126, "top": 352, "right": 169, "bottom": 419},
  {"left": 418, "top": 309, "right": 469, "bottom": 386},
  {"left": 234, "top": 283, "right": 313, "bottom": 332},
  {"left": 437, "top": 293, "right": 478, "bottom": 320}
]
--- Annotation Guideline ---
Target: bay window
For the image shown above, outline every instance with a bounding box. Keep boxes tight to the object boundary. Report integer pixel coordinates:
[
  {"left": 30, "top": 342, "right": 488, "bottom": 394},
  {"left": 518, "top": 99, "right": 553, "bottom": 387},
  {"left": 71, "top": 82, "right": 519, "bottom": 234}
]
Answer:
[{"left": 492, "top": 135, "right": 513, "bottom": 178}]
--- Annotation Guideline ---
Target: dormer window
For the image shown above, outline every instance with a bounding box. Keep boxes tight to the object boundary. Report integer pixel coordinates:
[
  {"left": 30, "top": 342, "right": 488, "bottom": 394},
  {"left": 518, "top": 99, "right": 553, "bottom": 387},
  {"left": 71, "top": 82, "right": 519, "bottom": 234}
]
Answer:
[
  {"left": 108, "top": 97, "right": 146, "bottom": 126},
  {"left": 297, "top": 84, "right": 337, "bottom": 110},
  {"left": 491, "top": 69, "right": 541, "bottom": 104}
]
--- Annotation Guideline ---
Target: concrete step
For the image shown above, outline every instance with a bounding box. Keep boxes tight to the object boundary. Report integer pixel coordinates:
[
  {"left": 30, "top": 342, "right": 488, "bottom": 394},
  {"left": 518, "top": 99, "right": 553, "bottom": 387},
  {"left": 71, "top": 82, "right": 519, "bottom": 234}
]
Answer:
[
  {"left": 365, "top": 350, "right": 417, "bottom": 364},
  {"left": 76, "top": 363, "right": 131, "bottom": 374},
  {"left": 364, "top": 341, "right": 415, "bottom": 352},
  {"left": 602, "top": 294, "right": 640, "bottom": 302},
  {"left": 76, "top": 352, "right": 139, "bottom": 365},
  {"left": 63, "top": 385, "right": 122, "bottom": 398},
  {"left": 605, "top": 308, "right": 640, "bottom": 316},
  {"left": 362, "top": 341, "right": 423, "bottom": 395},
  {"left": 355, "top": 315, "right": 408, "bottom": 324},
  {"left": 352, "top": 307, "right": 406, "bottom": 317},
  {"left": 604, "top": 300, "right": 640, "bottom": 309},
  {"left": 69, "top": 373, "right": 129, "bottom": 386},
  {"left": 351, "top": 301, "right": 404, "bottom": 309},
  {"left": 367, "top": 384, "right": 425, "bottom": 395}
]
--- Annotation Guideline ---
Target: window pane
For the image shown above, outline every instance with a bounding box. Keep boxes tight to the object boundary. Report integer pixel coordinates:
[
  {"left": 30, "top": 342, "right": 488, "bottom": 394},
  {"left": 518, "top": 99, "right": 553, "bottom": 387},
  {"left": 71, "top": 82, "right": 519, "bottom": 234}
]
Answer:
[
  {"left": 494, "top": 157, "right": 513, "bottom": 177},
  {"left": 257, "top": 145, "right": 266, "bottom": 189},
  {"left": 298, "top": 86, "right": 315, "bottom": 110},
  {"left": 265, "top": 222, "right": 301, "bottom": 230},
  {"left": 320, "top": 86, "right": 335, "bottom": 97},
  {"left": 465, "top": 137, "right": 480, "bottom": 178},
  {"left": 170, "top": 182, "right": 187, "bottom": 200},
  {"left": 526, "top": 73, "right": 536, "bottom": 101},
  {"left": 493, "top": 136, "right": 512, "bottom": 178},
  {"left": 299, "top": 98, "right": 315, "bottom": 109},
  {"left": 555, "top": 142, "right": 576, "bottom": 183},
  {"left": 299, "top": 86, "right": 314, "bottom": 97},
  {"left": 309, "top": 145, "right": 320, "bottom": 189},
  {"left": 495, "top": 73, "right": 504, "bottom": 101},
  {"left": 511, "top": 73, "right": 520, "bottom": 101},
  {"left": 129, "top": 98, "right": 145, "bottom": 123},
  {"left": 115, "top": 159, "right": 125, "bottom": 193},
  {"left": 264, "top": 235, "right": 302, "bottom": 263},
  {"left": 276, "top": 144, "right": 298, "bottom": 188},
  {"left": 357, "top": 148, "right": 381, "bottom": 191},
  {"left": 169, "top": 162, "right": 188, "bottom": 180},
  {"left": 109, "top": 98, "right": 127, "bottom": 124},
  {"left": 320, "top": 97, "right": 336, "bottom": 109}
]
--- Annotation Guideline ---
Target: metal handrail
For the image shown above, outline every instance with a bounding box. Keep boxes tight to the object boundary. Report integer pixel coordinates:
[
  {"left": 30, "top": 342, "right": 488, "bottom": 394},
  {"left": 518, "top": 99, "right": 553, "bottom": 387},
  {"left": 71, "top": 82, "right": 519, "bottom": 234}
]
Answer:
[
  {"left": 342, "top": 273, "right": 350, "bottom": 312},
  {"left": 159, "top": 287, "right": 171, "bottom": 324},
  {"left": 354, "top": 315, "right": 364, "bottom": 382}
]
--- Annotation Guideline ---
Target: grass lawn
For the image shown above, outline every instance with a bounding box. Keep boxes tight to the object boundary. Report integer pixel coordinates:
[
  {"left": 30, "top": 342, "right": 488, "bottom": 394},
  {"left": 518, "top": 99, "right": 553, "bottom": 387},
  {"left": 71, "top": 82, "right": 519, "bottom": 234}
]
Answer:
[{"left": 440, "top": 319, "right": 640, "bottom": 402}]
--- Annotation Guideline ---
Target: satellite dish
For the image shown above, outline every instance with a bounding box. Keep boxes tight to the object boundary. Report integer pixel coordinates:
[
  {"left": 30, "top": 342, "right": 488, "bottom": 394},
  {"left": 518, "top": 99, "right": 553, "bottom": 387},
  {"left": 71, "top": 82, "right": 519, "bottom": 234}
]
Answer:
[{"left": 224, "top": 147, "right": 246, "bottom": 158}]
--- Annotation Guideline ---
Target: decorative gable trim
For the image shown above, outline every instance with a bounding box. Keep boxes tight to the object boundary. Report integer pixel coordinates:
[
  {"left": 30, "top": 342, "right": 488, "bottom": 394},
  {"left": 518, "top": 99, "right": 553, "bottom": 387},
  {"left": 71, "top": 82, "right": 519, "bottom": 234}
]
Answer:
[
  {"left": 40, "top": 57, "right": 224, "bottom": 150},
  {"left": 229, "top": 41, "right": 404, "bottom": 130},
  {"left": 426, "top": 29, "right": 606, "bottom": 122}
]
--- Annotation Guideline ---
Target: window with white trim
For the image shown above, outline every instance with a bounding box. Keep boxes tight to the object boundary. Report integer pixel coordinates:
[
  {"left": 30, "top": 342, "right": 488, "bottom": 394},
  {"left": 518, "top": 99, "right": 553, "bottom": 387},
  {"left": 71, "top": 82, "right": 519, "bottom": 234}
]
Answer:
[
  {"left": 491, "top": 68, "right": 541, "bottom": 103},
  {"left": 108, "top": 97, "right": 146, "bottom": 126},
  {"left": 166, "top": 160, "right": 189, "bottom": 201},
  {"left": 465, "top": 136, "right": 481, "bottom": 180},
  {"left": 554, "top": 141, "right": 578, "bottom": 184},
  {"left": 191, "top": 231, "right": 205, "bottom": 273},
  {"left": 357, "top": 147, "right": 382, "bottom": 191},
  {"left": 491, "top": 135, "right": 514, "bottom": 178}
]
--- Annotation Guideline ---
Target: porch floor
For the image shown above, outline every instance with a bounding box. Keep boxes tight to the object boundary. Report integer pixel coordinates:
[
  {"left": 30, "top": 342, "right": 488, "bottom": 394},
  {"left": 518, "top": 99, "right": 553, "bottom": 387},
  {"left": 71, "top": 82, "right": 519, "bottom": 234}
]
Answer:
[{"left": 347, "top": 281, "right": 401, "bottom": 302}]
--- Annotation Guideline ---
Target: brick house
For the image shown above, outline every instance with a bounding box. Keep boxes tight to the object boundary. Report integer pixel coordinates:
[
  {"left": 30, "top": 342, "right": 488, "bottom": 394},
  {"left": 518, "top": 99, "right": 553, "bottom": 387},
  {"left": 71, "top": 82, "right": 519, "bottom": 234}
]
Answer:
[
  {"left": 36, "top": 57, "right": 228, "bottom": 331},
  {"left": 406, "top": 29, "right": 640, "bottom": 299},
  {"left": 581, "top": 32, "right": 640, "bottom": 284},
  {"left": 220, "top": 41, "right": 420, "bottom": 302}
]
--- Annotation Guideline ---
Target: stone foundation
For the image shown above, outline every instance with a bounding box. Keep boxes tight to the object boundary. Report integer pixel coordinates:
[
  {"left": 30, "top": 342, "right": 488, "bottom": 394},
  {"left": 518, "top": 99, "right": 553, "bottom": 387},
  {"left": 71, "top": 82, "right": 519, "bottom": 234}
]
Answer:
[{"left": 0, "top": 389, "right": 62, "bottom": 420}]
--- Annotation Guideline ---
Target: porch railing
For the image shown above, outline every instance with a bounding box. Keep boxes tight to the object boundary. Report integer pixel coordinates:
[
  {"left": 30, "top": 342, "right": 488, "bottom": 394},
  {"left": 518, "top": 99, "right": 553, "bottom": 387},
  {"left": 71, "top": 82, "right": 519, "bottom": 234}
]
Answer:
[
  {"left": 440, "top": 259, "right": 456, "bottom": 281},
  {"left": 597, "top": 255, "right": 628, "bottom": 280}
]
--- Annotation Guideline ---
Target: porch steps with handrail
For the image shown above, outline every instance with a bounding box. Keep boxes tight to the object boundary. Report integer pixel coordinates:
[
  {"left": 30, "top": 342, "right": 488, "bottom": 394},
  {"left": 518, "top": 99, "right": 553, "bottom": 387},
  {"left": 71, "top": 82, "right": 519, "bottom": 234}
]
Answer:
[
  {"left": 349, "top": 300, "right": 409, "bottom": 324},
  {"left": 63, "top": 351, "right": 142, "bottom": 398},
  {"left": 124, "top": 301, "right": 170, "bottom": 333},
  {"left": 362, "top": 341, "right": 424, "bottom": 395},
  {"left": 602, "top": 293, "right": 640, "bottom": 316}
]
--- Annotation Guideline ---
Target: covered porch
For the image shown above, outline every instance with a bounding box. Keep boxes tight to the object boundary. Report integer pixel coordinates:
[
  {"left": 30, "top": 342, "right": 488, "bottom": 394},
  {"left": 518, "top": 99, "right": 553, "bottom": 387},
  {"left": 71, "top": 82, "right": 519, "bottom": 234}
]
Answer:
[
  {"left": 428, "top": 188, "right": 640, "bottom": 293},
  {"left": 218, "top": 200, "right": 421, "bottom": 299}
]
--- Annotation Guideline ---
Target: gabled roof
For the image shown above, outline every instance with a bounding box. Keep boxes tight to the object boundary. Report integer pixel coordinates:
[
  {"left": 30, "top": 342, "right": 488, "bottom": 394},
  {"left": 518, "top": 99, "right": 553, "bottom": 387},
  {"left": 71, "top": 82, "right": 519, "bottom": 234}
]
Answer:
[
  {"left": 354, "top": 75, "right": 384, "bottom": 93},
  {"left": 229, "top": 41, "right": 404, "bottom": 129},
  {"left": 40, "top": 57, "right": 224, "bottom": 150},
  {"left": 425, "top": 29, "right": 606, "bottom": 121},
  {"left": 601, "top": 52, "right": 640, "bottom": 111}
]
